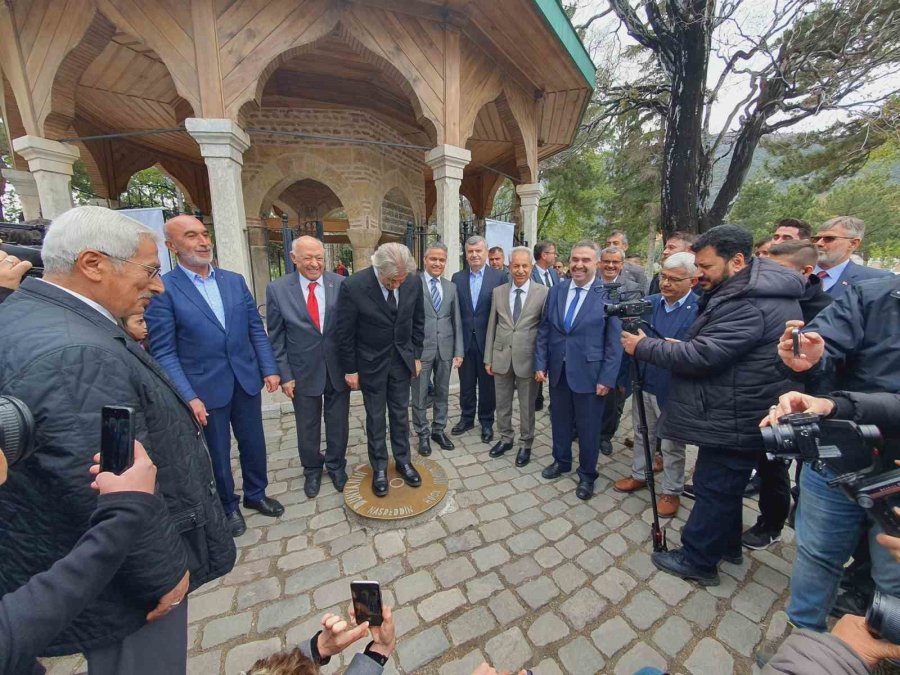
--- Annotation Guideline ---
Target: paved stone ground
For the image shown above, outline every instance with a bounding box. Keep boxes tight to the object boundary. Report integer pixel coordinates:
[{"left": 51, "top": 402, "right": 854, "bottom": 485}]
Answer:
[{"left": 43, "top": 389, "right": 797, "bottom": 675}]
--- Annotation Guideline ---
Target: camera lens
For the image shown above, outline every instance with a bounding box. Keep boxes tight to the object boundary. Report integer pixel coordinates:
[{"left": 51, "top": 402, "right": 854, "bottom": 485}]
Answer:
[
  {"left": 761, "top": 424, "right": 795, "bottom": 454},
  {"left": 0, "top": 396, "right": 36, "bottom": 469},
  {"left": 866, "top": 592, "right": 900, "bottom": 644}
]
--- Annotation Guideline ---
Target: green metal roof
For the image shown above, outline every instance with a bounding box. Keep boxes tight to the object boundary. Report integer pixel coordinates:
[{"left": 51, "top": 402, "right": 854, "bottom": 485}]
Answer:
[{"left": 530, "top": 0, "right": 596, "bottom": 87}]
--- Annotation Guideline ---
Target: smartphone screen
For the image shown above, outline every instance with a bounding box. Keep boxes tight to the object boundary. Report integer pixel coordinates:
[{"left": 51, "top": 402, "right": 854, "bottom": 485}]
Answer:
[
  {"left": 791, "top": 328, "right": 801, "bottom": 357},
  {"left": 350, "top": 581, "right": 383, "bottom": 626},
  {"left": 100, "top": 406, "right": 135, "bottom": 475}
]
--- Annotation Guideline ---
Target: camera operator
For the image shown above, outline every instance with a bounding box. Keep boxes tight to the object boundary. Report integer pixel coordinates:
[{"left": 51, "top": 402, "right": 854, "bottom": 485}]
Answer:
[
  {"left": 0, "top": 248, "right": 32, "bottom": 304},
  {"left": 622, "top": 224, "right": 804, "bottom": 586},
  {"left": 777, "top": 274, "right": 900, "bottom": 631}
]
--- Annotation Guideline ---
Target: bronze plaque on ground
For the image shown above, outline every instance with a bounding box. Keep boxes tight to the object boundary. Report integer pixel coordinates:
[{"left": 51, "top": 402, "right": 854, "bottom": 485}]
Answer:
[{"left": 344, "top": 458, "right": 448, "bottom": 520}]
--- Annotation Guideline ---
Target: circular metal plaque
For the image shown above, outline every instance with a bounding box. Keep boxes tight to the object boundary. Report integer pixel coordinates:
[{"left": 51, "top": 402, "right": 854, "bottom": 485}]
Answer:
[{"left": 344, "top": 458, "right": 448, "bottom": 520}]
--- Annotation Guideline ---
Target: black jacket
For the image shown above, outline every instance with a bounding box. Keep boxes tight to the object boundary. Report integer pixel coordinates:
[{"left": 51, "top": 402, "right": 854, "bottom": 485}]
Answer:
[
  {"left": 829, "top": 391, "right": 900, "bottom": 435},
  {"left": 634, "top": 257, "right": 804, "bottom": 451},
  {"left": 799, "top": 274, "right": 833, "bottom": 324},
  {"left": 0, "top": 279, "right": 235, "bottom": 655},
  {"left": 0, "top": 492, "right": 158, "bottom": 675},
  {"left": 337, "top": 267, "right": 424, "bottom": 377},
  {"left": 0, "top": 287, "right": 13, "bottom": 304}
]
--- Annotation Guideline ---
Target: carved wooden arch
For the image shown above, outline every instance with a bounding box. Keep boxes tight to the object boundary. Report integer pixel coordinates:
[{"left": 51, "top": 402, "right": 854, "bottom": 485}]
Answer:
[{"left": 494, "top": 85, "right": 536, "bottom": 185}]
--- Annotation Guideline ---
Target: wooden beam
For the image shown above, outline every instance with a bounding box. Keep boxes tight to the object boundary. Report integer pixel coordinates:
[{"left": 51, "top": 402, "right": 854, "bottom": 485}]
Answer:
[
  {"left": 0, "top": 3, "right": 38, "bottom": 134},
  {"left": 191, "top": 0, "right": 225, "bottom": 117},
  {"left": 443, "top": 25, "right": 460, "bottom": 147}
]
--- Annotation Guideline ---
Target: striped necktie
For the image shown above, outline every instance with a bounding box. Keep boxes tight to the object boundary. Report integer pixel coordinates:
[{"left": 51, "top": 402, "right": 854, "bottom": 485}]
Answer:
[{"left": 430, "top": 277, "right": 441, "bottom": 313}]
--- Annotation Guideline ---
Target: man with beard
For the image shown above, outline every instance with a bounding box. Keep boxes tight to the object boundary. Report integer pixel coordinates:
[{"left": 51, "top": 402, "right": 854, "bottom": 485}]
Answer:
[
  {"left": 812, "top": 216, "right": 890, "bottom": 299},
  {"left": 145, "top": 215, "right": 284, "bottom": 538}
]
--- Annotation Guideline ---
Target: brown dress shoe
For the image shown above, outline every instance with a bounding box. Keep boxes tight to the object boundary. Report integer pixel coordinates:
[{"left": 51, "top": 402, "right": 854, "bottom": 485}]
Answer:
[
  {"left": 653, "top": 453, "right": 664, "bottom": 473},
  {"left": 613, "top": 477, "right": 647, "bottom": 493},
  {"left": 657, "top": 494, "right": 680, "bottom": 518}
]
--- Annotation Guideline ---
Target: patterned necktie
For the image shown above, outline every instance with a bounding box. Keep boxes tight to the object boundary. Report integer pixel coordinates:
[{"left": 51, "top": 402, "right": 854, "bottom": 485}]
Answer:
[
  {"left": 430, "top": 278, "right": 441, "bottom": 313},
  {"left": 564, "top": 286, "right": 583, "bottom": 332},
  {"left": 513, "top": 288, "right": 523, "bottom": 323},
  {"left": 307, "top": 281, "right": 320, "bottom": 332},
  {"left": 387, "top": 289, "right": 397, "bottom": 314}
]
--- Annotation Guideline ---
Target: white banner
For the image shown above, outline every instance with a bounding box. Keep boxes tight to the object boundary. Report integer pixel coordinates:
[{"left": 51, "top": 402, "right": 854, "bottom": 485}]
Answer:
[
  {"left": 119, "top": 207, "right": 173, "bottom": 274},
  {"left": 484, "top": 218, "right": 515, "bottom": 264}
]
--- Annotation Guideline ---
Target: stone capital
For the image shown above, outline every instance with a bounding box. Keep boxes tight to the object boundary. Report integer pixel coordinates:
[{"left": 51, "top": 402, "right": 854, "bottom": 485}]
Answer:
[
  {"left": 185, "top": 118, "right": 250, "bottom": 164},
  {"left": 516, "top": 182, "right": 543, "bottom": 207},
  {"left": 11, "top": 136, "right": 80, "bottom": 176},
  {"left": 1, "top": 169, "right": 39, "bottom": 198},
  {"left": 425, "top": 144, "right": 471, "bottom": 182}
]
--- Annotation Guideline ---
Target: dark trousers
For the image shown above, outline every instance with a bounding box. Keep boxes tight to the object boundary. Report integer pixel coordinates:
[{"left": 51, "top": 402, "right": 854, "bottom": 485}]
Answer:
[
  {"left": 360, "top": 351, "right": 412, "bottom": 470},
  {"left": 756, "top": 455, "right": 791, "bottom": 532},
  {"left": 204, "top": 381, "right": 268, "bottom": 514},
  {"left": 600, "top": 386, "right": 628, "bottom": 441},
  {"left": 294, "top": 377, "right": 350, "bottom": 477},
  {"left": 549, "top": 368, "right": 606, "bottom": 483},
  {"left": 458, "top": 339, "right": 495, "bottom": 426},
  {"left": 682, "top": 446, "right": 757, "bottom": 573}
]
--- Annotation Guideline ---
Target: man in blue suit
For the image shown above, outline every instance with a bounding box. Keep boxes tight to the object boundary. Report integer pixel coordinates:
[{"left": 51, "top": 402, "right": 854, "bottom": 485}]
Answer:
[
  {"left": 534, "top": 239, "right": 624, "bottom": 500},
  {"left": 451, "top": 235, "right": 505, "bottom": 443},
  {"left": 146, "top": 215, "right": 284, "bottom": 537},
  {"left": 812, "top": 216, "right": 891, "bottom": 299},
  {"left": 530, "top": 240, "right": 559, "bottom": 412}
]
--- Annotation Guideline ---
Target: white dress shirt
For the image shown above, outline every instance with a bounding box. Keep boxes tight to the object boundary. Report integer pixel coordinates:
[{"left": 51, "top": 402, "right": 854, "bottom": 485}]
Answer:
[
  {"left": 509, "top": 279, "right": 531, "bottom": 316},
  {"left": 536, "top": 265, "right": 555, "bottom": 287},
  {"left": 38, "top": 278, "right": 117, "bottom": 325},
  {"left": 299, "top": 273, "right": 326, "bottom": 329},
  {"left": 563, "top": 277, "right": 595, "bottom": 324},
  {"left": 374, "top": 268, "right": 398, "bottom": 303}
]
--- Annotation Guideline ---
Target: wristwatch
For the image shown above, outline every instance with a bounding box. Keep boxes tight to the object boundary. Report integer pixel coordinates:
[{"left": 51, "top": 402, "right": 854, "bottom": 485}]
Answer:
[
  {"left": 363, "top": 641, "right": 389, "bottom": 666},
  {"left": 309, "top": 631, "right": 331, "bottom": 665}
]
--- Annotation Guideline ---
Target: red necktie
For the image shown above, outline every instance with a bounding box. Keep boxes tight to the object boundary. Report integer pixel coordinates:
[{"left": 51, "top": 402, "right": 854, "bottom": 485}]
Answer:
[
  {"left": 817, "top": 271, "right": 828, "bottom": 279},
  {"left": 307, "top": 281, "right": 321, "bottom": 332}
]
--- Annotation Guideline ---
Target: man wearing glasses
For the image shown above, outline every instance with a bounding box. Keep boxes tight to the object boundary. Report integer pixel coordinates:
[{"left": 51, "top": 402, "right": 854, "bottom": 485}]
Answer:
[{"left": 811, "top": 216, "right": 891, "bottom": 299}]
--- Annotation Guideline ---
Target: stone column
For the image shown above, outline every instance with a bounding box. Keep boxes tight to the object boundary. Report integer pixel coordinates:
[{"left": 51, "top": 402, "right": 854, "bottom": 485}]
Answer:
[
  {"left": 425, "top": 144, "right": 470, "bottom": 276},
  {"left": 185, "top": 118, "right": 253, "bottom": 284},
  {"left": 347, "top": 228, "right": 380, "bottom": 272},
  {"left": 1, "top": 169, "right": 41, "bottom": 220},
  {"left": 10, "top": 136, "right": 80, "bottom": 219},
  {"left": 516, "top": 183, "right": 542, "bottom": 250}
]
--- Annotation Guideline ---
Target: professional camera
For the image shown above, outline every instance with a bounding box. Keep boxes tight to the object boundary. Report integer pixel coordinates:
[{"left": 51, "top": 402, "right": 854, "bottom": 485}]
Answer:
[
  {"left": 604, "top": 296, "right": 653, "bottom": 334},
  {"left": 0, "top": 396, "right": 36, "bottom": 469},
  {"left": 867, "top": 592, "right": 900, "bottom": 645}
]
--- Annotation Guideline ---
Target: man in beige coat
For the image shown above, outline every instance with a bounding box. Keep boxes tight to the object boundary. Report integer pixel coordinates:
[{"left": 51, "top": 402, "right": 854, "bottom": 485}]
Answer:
[{"left": 484, "top": 246, "right": 549, "bottom": 467}]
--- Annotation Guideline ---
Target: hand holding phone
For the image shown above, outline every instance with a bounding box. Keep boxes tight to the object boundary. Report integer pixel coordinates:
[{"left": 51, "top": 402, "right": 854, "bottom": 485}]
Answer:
[
  {"left": 350, "top": 580, "right": 383, "bottom": 626},
  {"left": 90, "top": 441, "right": 156, "bottom": 494},
  {"left": 100, "top": 406, "right": 136, "bottom": 475},
  {"left": 791, "top": 328, "right": 802, "bottom": 358}
]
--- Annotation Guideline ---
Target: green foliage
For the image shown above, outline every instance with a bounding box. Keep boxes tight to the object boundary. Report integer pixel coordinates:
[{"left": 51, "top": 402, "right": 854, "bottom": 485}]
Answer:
[
  {"left": 727, "top": 179, "right": 816, "bottom": 240},
  {"left": 120, "top": 167, "right": 180, "bottom": 209}
]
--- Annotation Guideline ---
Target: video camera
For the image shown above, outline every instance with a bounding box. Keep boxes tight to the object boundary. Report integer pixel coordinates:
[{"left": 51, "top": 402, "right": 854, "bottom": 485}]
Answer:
[
  {"left": 602, "top": 282, "right": 654, "bottom": 334},
  {"left": 762, "top": 412, "right": 900, "bottom": 536},
  {"left": 0, "top": 396, "right": 36, "bottom": 470}
]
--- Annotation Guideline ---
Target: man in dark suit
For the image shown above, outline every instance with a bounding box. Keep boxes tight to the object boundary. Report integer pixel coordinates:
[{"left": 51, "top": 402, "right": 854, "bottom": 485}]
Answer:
[
  {"left": 412, "top": 242, "right": 463, "bottom": 457},
  {"left": 488, "top": 246, "right": 511, "bottom": 283},
  {"left": 337, "top": 242, "right": 425, "bottom": 497},
  {"left": 534, "top": 239, "right": 624, "bottom": 500},
  {"left": 530, "top": 240, "right": 559, "bottom": 412},
  {"left": 266, "top": 236, "right": 349, "bottom": 498},
  {"left": 607, "top": 230, "right": 648, "bottom": 291},
  {"left": 145, "top": 215, "right": 284, "bottom": 538},
  {"left": 812, "top": 216, "right": 891, "bottom": 299},
  {"left": 451, "top": 235, "right": 505, "bottom": 443}
]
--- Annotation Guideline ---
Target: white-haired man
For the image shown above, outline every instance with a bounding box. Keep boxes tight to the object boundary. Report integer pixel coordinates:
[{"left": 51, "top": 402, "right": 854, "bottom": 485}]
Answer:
[
  {"left": 0, "top": 206, "right": 235, "bottom": 673},
  {"left": 337, "top": 243, "right": 425, "bottom": 497},
  {"left": 613, "top": 252, "right": 700, "bottom": 518}
]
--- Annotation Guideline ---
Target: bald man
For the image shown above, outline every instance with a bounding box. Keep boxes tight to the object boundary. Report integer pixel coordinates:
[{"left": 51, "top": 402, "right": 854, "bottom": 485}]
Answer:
[{"left": 145, "top": 216, "right": 284, "bottom": 538}]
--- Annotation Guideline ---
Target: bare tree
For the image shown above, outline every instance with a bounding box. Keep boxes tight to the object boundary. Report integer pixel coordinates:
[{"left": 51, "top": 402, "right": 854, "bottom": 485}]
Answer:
[{"left": 592, "top": 0, "right": 900, "bottom": 234}]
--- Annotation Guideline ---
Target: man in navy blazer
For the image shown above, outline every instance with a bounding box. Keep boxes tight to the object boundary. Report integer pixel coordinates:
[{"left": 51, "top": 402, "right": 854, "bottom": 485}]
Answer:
[
  {"left": 812, "top": 216, "right": 891, "bottom": 299},
  {"left": 266, "top": 236, "right": 349, "bottom": 499},
  {"left": 145, "top": 216, "right": 284, "bottom": 538},
  {"left": 534, "top": 239, "right": 624, "bottom": 500},
  {"left": 530, "top": 240, "right": 559, "bottom": 412},
  {"left": 451, "top": 236, "right": 506, "bottom": 443}
]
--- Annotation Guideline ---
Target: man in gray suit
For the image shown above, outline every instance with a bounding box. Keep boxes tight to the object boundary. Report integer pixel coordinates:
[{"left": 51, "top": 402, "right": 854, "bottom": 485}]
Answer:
[
  {"left": 266, "top": 236, "right": 349, "bottom": 498},
  {"left": 484, "top": 247, "right": 549, "bottom": 467},
  {"left": 607, "top": 230, "right": 649, "bottom": 292},
  {"left": 411, "top": 242, "right": 464, "bottom": 457}
]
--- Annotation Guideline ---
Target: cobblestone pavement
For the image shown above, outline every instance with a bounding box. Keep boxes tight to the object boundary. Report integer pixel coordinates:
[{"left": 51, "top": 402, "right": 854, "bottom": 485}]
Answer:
[{"left": 43, "top": 390, "right": 797, "bottom": 675}]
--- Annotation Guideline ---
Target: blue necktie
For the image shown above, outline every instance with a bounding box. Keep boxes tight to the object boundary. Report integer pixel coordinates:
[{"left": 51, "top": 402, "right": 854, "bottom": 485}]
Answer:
[
  {"left": 430, "top": 278, "right": 441, "bottom": 313},
  {"left": 564, "top": 286, "right": 583, "bottom": 332}
]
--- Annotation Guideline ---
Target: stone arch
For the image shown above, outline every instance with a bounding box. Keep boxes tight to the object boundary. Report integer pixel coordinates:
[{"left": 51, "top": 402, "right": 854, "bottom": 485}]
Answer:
[{"left": 375, "top": 170, "right": 423, "bottom": 226}]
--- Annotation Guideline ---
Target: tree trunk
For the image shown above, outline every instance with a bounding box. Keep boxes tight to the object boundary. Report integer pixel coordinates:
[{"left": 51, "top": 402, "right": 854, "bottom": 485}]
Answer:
[{"left": 659, "top": 0, "right": 712, "bottom": 237}]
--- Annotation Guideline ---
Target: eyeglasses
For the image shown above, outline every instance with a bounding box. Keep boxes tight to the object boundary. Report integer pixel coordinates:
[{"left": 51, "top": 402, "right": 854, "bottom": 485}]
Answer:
[
  {"left": 659, "top": 274, "right": 692, "bottom": 283},
  {"left": 98, "top": 252, "right": 162, "bottom": 279},
  {"left": 810, "top": 235, "right": 857, "bottom": 244}
]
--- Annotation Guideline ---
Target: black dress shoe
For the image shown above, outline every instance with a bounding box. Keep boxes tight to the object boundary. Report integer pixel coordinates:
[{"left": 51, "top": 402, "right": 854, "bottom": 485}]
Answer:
[
  {"left": 243, "top": 496, "right": 285, "bottom": 517},
  {"left": 329, "top": 468, "right": 348, "bottom": 493},
  {"left": 418, "top": 435, "right": 432, "bottom": 457},
  {"left": 226, "top": 510, "right": 246, "bottom": 538},
  {"left": 396, "top": 463, "right": 422, "bottom": 487},
  {"left": 481, "top": 425, "right": 494, "bottom": 443},
  {"left": 541, "top": 462, "right": 570, "bottom": 479},
  {"left": 489, "top": 441, "right": 513, "bottom": 458},
  {"left": 599, "top": 439, "right": 613, "bottom": 456},
  {"left": 451, "top": 420, "right": 474, "bottom": 435},
  {"left": 576, "top": 480, "right": 595, "bottom": 500},
  {"left": 372, "top": 469, "right": 389, "bottom": 497},
  {"left": 304, "top": 473, "right": 322, "bottom": 498},
  {"left": 515, "top": 447, "right": 531, "bottom": 467},
  {"left": 534, "top": 397, "right": 544, "bottom": 412},
  {"left": 652, "top": 548, "right": 720, "bottom": 586},
  {"left": 431, "top": 431, "right": 455, "bottom": 450}
]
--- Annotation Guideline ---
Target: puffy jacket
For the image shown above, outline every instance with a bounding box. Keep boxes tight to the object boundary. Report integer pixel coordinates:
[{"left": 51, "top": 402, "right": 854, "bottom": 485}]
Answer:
[
  {"left": 633, "top": 257, "right": 804, "bottom": 451},
  {"left": 762, "top": 630, "right": 868, "bottom": 675},
  {"left": 0, "top": 279, "right": 235, "bottom": 655}
]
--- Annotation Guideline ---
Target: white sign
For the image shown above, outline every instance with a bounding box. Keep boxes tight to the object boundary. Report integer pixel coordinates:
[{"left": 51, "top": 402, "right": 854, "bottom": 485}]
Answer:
[
  {"left": 119, "top": 207, "right": 173, "bottom": 274},
  {"left": 484, "top": 218, "right": 516, "bottom": 264}
]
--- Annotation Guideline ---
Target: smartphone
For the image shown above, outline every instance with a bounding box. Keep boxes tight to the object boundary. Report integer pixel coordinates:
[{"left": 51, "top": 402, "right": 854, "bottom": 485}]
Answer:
[
  {"left": 350, "top": 580, "right": 383, "bottom": 626},
  {"left": 791, "top": 328, "right": 802, "bottom": 358},
  {"left": 100, "top": 405, "right": 135, "bottom": 475}
]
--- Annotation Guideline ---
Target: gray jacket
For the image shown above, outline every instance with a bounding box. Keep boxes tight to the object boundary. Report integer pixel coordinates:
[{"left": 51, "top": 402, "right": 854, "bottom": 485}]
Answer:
[
  {"left": 763, "top": 630, "right": 868, "bottom": 675},
  {"left": 622, "top": 261, "right": 649, "bottom": 292},
  {"left": 420, "top": 273, "right": 464, "bottom": 362},
  {"left": 484, "top": 282, "right": 548, "bottom": 378}
]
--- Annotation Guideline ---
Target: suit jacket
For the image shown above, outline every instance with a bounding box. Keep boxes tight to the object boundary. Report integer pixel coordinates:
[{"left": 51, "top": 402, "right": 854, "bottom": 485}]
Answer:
[
  {"left": 602, "top": 276, "right": 643, "bottom": 389},
  {"left": 534, "top": 277, "right": 624, "bottom": 393},
  {"left": 420, "top": 274, "right": 464, "bottom": 362},
  {"left": 531, "top": 265, "right": 560, "bottom": 287},
  {"left": 452, "top": 265, "right": 506, "bottom": 354},
  {"left": 337, "top": 267, "right": 425, "bottom": 377},
  {"left": 826, "top": 260, "right": 892, "bottom": 300},
  {"left": 266, "top": 271, "right": 347, "bottom": 397},
  {"left": 484, "top": 282, "right": 549, "bottom": 378},
  {"left": 622, "top": 261, "right": 649, "bottom": 291},
  {"left": 145, "top": 266, "right": 278, "bottom": 410}
]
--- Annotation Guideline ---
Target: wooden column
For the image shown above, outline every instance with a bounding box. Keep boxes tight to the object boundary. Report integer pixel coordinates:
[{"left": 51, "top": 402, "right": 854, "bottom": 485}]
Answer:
[
  {"left": 516, "top": 183, "right": 542, "bottom": 250},
  {"left": 1, "top": 169, "right": 41, "bottom": 220},
  {"left": 11, "top": 136, "right": 79, "bottom": 219},
  {"left": 425, "top": 144, "right": 470, "bottom": 276}
]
